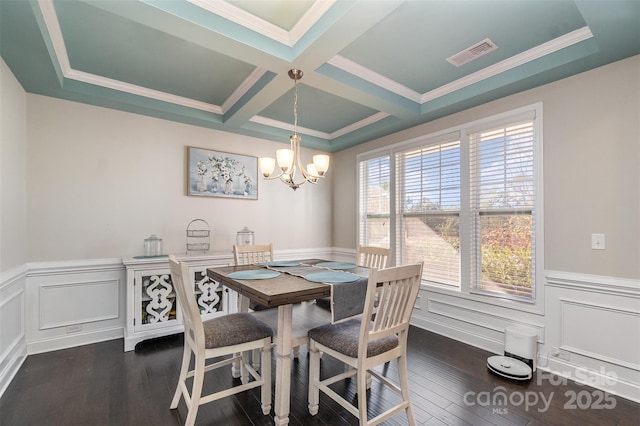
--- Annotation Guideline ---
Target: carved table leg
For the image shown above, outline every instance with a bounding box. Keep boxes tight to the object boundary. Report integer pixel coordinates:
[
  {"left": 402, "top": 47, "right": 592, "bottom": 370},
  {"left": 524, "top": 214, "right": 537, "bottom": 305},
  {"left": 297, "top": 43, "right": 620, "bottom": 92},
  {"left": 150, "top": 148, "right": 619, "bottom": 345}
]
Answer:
[
  {"left": 274, "top": 304, "right": 293, "bottom": 426},
  {"left": 232, "top": 294, "right": 251, "bottom": 378}
]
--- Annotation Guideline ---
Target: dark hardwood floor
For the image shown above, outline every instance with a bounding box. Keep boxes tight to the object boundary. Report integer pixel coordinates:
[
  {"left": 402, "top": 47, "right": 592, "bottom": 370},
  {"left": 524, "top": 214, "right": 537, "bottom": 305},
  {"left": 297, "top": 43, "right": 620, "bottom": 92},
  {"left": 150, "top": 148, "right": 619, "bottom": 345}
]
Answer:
[{"left": 1, "top": 326, "right": 638, "bottom": 425}]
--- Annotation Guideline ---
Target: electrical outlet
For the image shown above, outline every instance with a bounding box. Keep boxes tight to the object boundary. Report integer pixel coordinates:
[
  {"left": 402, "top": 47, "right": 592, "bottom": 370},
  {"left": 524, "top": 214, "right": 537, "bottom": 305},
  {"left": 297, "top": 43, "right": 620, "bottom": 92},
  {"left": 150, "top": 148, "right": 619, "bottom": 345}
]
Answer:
[
  {"left": 591, "top": 233, "right": 605, "bottom": 250},
  {"left": 550, "top": 347, "right": 570, "bottom": 361},
  {"left": 66, "top": 324, "right": 82, "bottom": 334}
]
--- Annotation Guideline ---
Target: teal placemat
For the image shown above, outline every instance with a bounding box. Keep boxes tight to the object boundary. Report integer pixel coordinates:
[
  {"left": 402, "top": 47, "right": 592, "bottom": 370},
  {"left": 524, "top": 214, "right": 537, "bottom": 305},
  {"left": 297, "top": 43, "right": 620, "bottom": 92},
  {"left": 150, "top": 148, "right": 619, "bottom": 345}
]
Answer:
[
  {"left": 228, "top": 270, "right": 281, "bottom": 280},
  {"left": 305, "top": 271, "right": 360, "bottom": 283},
  {"left": 316, "top": 261, "right": 357, "bottom": 270},
  {"left": 261, "top": 260, "right": 301, "bottom": 267}
]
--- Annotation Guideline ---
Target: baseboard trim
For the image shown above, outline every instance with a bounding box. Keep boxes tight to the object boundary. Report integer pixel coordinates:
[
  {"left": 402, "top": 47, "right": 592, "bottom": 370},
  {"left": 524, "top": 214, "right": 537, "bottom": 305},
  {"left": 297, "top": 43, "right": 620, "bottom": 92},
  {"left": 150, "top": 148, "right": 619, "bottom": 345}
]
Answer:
[
  {"left": 27, "top": 327, "right": 124, "bottom": 355},
  {"left": 0, "top": 341, "right": 27, "bottom": 398},
  {"left": 411, "top": 316, "right": 503, "bottom": 355},
  {"left": 541, "top": 355, "right": 640, "bottom": 404},
  {"left": 411, "top": 317, "right": 640, "bottom": 404}
]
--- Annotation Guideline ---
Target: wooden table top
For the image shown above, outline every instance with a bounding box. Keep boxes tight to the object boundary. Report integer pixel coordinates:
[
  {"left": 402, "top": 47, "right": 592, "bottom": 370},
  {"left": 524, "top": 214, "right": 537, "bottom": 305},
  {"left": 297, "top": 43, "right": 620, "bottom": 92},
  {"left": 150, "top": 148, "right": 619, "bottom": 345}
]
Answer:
[{"left": 206, "top": 259, "right": 369, "bottom": 309}]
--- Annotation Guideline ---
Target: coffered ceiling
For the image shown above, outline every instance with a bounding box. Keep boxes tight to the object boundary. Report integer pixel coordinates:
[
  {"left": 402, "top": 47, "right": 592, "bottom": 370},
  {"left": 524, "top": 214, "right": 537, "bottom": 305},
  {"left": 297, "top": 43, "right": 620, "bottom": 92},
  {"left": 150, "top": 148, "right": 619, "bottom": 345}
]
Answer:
[{"left": 2, "top": 0, "right": 639, "bottom": 152}]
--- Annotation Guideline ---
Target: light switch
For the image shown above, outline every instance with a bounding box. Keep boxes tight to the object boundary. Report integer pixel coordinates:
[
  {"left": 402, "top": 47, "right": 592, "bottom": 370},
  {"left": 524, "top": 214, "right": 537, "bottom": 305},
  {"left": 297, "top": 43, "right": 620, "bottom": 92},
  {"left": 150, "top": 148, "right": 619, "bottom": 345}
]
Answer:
[{"left": 591, "top": 233, "right": 605, "bottom": 250}]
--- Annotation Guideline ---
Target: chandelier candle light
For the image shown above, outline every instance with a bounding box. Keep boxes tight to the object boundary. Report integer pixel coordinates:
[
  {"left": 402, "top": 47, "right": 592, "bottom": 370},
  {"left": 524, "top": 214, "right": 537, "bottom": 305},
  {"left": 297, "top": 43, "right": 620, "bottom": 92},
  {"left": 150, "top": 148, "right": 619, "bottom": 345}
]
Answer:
[{"left": 259, "top": 69, "right": 330, "bottom": 190}]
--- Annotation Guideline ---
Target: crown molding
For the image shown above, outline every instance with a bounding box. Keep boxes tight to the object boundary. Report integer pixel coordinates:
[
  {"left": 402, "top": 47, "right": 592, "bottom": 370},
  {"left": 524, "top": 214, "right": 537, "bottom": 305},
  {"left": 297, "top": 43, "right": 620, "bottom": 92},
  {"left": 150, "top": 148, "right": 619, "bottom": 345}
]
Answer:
[
  {"left": 186, "top": 0, "right": 335, "bottom": 47},
  {"left": 66, "top": 69, "right": 222, "bottom": 113},
  {"left": 327, "top": 55, "right": 422, "bottom": 103},
  {"left": 251, "top": 110, "right": 389, "bottom": 141},
  {"left": 221, "top": 67, "right": 267, "bottom": 114},
  {"left": 188, "top": 0, "right": 291, "bottom": 45},
  {"left": 329, "top": 112, "right": 390, "bottom": 139},
  {"left": 250, "top": 115, "right": 330, "bottom": 140},
  {"left": 421, "top": 26, "right": 594, "bottom": 103},
  {"left": 328, "top": 27, "right": 594, "bottom": 106}
]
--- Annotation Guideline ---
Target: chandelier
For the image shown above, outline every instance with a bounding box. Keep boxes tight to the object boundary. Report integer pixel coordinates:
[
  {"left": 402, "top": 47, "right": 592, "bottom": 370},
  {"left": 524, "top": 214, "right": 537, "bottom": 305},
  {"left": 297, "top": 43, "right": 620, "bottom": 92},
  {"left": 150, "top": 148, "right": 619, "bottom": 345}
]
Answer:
[{"left": 258, "top": 69, "right": 330, "bottom": 190}]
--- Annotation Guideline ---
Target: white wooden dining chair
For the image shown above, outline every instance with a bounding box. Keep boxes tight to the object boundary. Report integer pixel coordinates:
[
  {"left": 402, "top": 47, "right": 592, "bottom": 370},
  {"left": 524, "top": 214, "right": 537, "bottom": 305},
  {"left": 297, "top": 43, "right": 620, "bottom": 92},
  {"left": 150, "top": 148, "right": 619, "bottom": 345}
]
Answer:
[
  {"left": 168, "top": 255, "right": 273, "bottom": 426},
  {"left": 307, "top": 262, "right": 424, "bottom": 426},
  {"left": 356, "top": 245, "right": 391, "bottom": 269},
  {"left": 233, "top": 243, "right": 273, "bottom": 266},
  {"left": 316, "top": 245, "right": 390, "bottom": 312},
  {"left": 233, "top": 244, "right": 273, "bottom": 312},
  {"left": 355, "top": 246, "right": 391, "bottom": 317}
]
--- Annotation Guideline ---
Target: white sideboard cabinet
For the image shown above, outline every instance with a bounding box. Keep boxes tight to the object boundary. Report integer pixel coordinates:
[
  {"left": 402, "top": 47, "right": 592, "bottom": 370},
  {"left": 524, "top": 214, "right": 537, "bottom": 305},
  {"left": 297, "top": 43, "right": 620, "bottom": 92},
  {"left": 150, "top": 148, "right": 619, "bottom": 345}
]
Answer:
[{"left": 123, "top": 254, "right": 235, "bottom": 351}]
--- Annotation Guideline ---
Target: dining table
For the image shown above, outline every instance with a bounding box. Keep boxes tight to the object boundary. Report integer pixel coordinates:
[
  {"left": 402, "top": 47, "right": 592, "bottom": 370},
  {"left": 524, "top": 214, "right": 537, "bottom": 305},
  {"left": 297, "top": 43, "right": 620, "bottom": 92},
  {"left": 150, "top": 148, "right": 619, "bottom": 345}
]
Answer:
[{"left": 206, "top": 259, "right": 370, "bottom": 426}]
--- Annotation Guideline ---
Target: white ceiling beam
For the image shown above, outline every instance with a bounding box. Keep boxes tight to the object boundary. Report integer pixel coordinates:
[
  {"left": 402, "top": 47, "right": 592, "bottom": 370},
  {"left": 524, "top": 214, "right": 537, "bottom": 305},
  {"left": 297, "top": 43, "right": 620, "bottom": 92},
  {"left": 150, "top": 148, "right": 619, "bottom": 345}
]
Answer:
[{"left": 225, "top": 0, "right": 409, "bottom": 126}]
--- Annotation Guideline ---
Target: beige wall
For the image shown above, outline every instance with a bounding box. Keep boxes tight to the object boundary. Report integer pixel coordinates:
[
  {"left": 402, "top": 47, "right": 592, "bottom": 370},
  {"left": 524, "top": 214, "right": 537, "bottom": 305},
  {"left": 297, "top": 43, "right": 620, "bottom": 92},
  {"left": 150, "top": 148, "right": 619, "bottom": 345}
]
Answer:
[
  {"left": 0, "top": 58, "right": 28, "bottom": 271},
  {"left": 332, "top": 55, "right": 640, "bottom": 279},
  {"left": 25, "top": 95, "right": 333, "bottom": 261},
  {"left": 4, "top": 56, "right": 639, "bottom": 278}
]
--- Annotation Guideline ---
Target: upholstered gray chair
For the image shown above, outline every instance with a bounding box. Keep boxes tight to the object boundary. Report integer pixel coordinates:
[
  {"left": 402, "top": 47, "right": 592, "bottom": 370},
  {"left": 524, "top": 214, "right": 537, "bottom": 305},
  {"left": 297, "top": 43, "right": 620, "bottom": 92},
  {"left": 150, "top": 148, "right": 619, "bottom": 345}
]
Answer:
[
  {"left": 168, "top": 255, "right": 273, "bottom": 426},
  {"left": 307, "top": 262, "right": 423, "bottom": 426}
]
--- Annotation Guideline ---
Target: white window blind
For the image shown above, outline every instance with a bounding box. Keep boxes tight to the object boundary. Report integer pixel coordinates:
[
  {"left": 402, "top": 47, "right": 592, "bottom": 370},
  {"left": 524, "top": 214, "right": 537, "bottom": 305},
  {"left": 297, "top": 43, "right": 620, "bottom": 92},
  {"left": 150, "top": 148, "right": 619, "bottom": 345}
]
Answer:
[
  {"left": 396, "top": 140, "right": 461, "bottom": 286},
  {"left": 358, "top": 155, "right": 391, "bottom": 249},
  {"left": 469, "top": 121, "right": 535, "bottom": 300},
  {"left": 357, "top": 105, "right": 542, "bottom": 305}
]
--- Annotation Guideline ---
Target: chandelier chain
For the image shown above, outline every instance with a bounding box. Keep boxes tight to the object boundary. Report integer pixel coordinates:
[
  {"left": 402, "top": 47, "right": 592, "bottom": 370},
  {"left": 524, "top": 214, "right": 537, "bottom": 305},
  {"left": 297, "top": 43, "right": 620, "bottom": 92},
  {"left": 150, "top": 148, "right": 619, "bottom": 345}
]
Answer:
[
  {"left": 293, "top": 78, "right": 298, "bottom": 136},
  {"left": 257, "top": 69, "right": 329, "bottom": 190}
]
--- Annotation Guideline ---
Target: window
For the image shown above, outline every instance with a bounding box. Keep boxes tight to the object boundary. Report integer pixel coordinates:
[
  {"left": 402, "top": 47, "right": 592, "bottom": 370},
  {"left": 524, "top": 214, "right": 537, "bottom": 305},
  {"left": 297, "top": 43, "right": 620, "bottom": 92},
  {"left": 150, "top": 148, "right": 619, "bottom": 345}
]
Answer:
[
  {"left": 396, "top": 139, "right": 461, "bottom": 287},
  {"left": 469, "top": 121, "right": 535, "bottom": 300},
  {"left": 357, "top": 105, "right": 542, "bottom": 304},
  {"left": 358, "top": 154, "right": 391, "bottom": 249}
]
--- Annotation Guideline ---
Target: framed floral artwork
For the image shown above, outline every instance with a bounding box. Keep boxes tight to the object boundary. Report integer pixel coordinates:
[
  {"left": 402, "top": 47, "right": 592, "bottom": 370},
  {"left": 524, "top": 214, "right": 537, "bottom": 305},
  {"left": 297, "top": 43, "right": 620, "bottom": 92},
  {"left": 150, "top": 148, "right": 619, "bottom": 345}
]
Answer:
[{"left": 187, "top": 147, "right": 258, "bottom": 199}]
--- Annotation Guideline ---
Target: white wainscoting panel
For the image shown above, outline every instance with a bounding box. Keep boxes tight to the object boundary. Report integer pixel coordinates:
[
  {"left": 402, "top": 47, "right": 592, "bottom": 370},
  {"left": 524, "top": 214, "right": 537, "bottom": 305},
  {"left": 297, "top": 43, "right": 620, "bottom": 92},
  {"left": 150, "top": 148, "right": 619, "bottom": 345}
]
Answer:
[
  {"left": 39, "top": 279, "right": 119, "bottom": 329},
  {"left": 561, "top": 300, "right": 639, "bottom": 370},
  {"left": 26, "top": 258, "right": 126, "bottom": 355},
  {"left": 5, "top": 254, "right": 640, "bottom": 404},
  {"left": 0, "top": 265, "right": 28, "bottom": 398},
  {"left": 1, "top": 289, "right": 25, "bottom": 359},
  {"left": 428, "top": 297, "right": 544, "bottom": 339},
  {"left": 411, "top": 288, "right": 544, "bottom": 356},
  {"left": 24, "top": 249, "right": 336, "bottom": 355},
  {"left": 544, "top": 270, "right": 640, "bottom": 402},
  {"left": 410, "top": 270, "right": 640, "bottom": 402}
]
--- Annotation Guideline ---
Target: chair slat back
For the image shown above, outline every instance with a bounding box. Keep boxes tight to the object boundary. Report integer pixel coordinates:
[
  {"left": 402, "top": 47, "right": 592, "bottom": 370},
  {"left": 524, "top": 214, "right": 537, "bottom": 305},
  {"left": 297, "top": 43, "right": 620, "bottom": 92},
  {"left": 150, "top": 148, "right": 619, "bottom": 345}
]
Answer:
[
  {"left": 359, "top": 263, "right": 423, "bottom": 354},
  {"left": 169, "top": 255, "right": 203, "bottom": 348},
  {"left": 233, "top": 244, "right": 273, "bottom": 266},
  {"left": 356, "top": 245, "right": 390, "bottom": 269}
]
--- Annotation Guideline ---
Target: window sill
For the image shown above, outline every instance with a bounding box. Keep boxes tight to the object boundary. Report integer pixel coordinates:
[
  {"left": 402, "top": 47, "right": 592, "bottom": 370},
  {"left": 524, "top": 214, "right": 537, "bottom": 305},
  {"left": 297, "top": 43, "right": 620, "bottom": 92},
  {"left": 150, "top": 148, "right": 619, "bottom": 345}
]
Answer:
[{"left": 420, "top": 282, "right": 545, "bottom": 316}]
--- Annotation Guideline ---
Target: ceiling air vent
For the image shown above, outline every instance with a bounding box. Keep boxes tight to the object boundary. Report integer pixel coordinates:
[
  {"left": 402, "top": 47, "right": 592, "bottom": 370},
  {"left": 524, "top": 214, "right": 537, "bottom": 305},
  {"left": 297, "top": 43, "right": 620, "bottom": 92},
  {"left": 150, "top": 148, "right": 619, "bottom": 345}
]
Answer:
[{"left": 447, "top": 38, "right": 498, "bottom": 67}]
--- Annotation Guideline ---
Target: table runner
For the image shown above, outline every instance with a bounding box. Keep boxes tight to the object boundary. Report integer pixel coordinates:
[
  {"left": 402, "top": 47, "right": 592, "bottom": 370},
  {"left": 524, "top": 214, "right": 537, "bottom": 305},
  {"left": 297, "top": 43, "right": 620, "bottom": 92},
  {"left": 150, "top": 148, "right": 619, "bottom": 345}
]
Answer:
[{"left": 266, "top": 262, "right": 368, "bottom": 322}]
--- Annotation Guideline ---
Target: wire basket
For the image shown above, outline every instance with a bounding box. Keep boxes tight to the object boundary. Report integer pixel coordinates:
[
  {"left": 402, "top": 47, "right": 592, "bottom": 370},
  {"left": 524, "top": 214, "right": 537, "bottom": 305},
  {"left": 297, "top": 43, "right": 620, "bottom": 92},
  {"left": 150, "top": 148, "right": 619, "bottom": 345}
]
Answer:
[
  {"left": 186, "top": 242, "right": 210, "bottom": 252},
  {"left": 186, "top": 219, "right": 210, "bottom": 253}
]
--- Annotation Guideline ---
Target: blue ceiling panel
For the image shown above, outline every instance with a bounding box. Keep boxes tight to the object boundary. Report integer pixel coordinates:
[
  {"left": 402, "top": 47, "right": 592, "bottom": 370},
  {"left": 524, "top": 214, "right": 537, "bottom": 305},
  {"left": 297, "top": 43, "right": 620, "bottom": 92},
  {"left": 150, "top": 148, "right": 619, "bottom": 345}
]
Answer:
[
  {"left": 55, "top": 0, "right": 256, "bottom": 105},
  {"left": 339, "top": 0, "right": 588, "bottom": 94},
  {"left": 259, "top": 84, "right": 380, "bottom": 135},
  {"left": 1, "top": 0, "right": 638, "bottom": 153}
]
